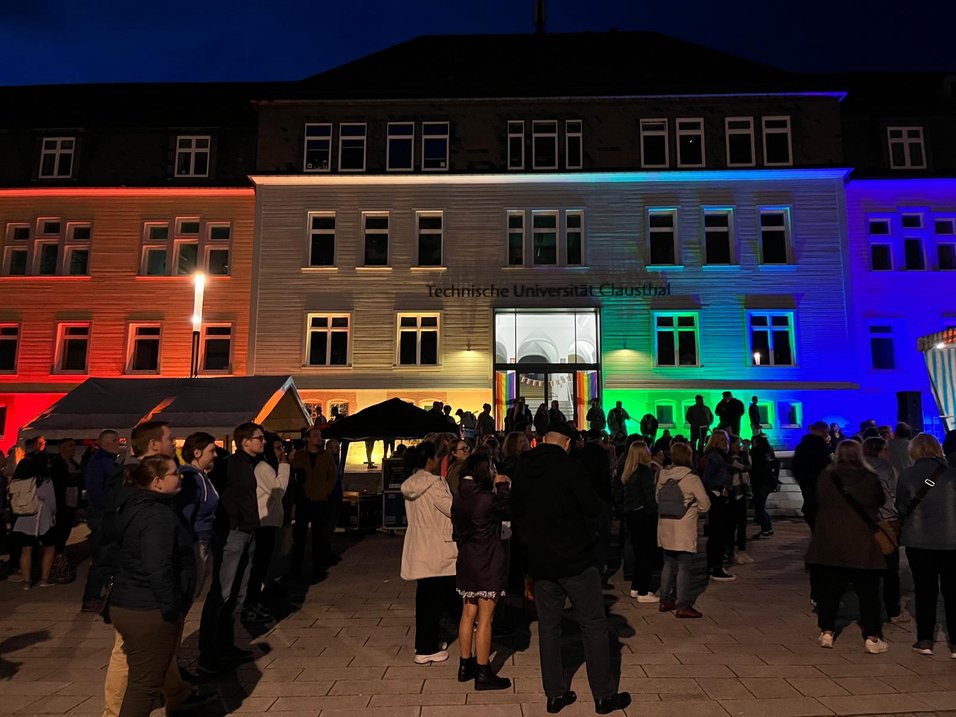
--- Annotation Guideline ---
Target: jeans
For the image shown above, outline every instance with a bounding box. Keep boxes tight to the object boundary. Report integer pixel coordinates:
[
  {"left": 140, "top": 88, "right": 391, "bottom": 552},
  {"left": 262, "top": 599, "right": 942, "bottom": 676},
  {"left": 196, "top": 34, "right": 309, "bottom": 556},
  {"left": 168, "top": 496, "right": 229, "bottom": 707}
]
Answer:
[
  {"left": 905, "top": 547, "right": 956, "bottom": 645},
  {"left": 291, "top": 499, "right": 334, "bottom": 574},
  {"left": 660, "top": 550, "right": 695, "bottom": 608},
  {"left": 109, "top": 607, "right": 182, "bottom": 717},
  {"left": 705, "top": 495, "right": 731, "bottom": 571},
  {"left": 624, "top": 510, "right": 658, "bottom": 594},
  {"left": 82, "top": 510, "right": 106, "bottom": 603},
  {"left": 882, "top": 548, "right": 902, "bottom": 619},
  {"left": 244, "top": 526, "right": 276, "bottom": 609},
  {"left": 812, "top": 565, "right": 883, "bottom": 638},
  {"left": 533, "top": 566, "right": 614, "bottom": 700},
  {"left": 198, "top": 528, "right": 255, "bottom": 662},
  {"left": 752, "top": 485, "right": 773, "bottom": 533},
  {"left": 414, "top": 575, "right": 457, "bottom": 655}
]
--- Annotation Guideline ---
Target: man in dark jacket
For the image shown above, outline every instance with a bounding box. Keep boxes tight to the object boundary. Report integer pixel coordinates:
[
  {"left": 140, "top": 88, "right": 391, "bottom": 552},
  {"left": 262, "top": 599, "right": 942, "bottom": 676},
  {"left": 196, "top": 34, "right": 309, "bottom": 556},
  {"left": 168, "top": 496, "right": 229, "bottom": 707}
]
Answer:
[
  {"left": 685, "top": 395, "right": 713, "bottom": 454},
  {"left": 80, "top": 429, "right": 120, "bottom": 612},
  {"left": 512, "top": 422, "right": 630, "bottom": 715},
  {"left": 573, "top": 430, "right": 614, "bottom": 583},
  {"left": 792, "top": 421, "right": 832, "bottom": 531},
  {"left": 715, "top": 391, "right": 745, "bottom": 437},
  {"left": 748, "top": 396, "right": 762, "bottom": 436},
  {"left": 289, "top": 426, "right": 339, "bottom": 579}
]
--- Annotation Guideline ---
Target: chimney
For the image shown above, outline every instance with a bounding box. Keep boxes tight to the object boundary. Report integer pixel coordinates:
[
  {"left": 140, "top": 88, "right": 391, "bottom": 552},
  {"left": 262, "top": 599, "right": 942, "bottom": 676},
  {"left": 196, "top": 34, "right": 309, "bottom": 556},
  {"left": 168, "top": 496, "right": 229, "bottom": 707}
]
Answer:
[{"left": 534, "top": 0, "right": 546, "bottom": 34}]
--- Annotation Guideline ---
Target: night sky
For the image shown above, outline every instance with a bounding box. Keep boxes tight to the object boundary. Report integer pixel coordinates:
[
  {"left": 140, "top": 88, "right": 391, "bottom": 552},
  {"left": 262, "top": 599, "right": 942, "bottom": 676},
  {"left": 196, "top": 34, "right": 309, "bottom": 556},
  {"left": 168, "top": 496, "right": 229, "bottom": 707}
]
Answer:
[{"left": 1, "top": 0, "right": 954, "bottom": 86}]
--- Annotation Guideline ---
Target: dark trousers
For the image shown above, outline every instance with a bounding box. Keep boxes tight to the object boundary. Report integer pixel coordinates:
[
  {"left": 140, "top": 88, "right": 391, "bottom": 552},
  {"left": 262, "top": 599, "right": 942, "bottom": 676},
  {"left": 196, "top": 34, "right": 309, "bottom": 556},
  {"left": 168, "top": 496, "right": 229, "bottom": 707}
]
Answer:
[
  {"left": 752, "top": 485, "right": 773, "bottom": 533},
  {"left": 905, "top": 547, "right": 956, "bottom": 645},
  {"left": 199, "top": 528, "right": 254, "bottom": 662},
  {"left": 81, "top": 510, "right": 105, "bottom": 603},
  {"left": 593, "top": 500, "right": 613, "bottom": 576},
  {"left": 291, "top": 499, "right": 333, "bottom": 574},
  {"left": 414, "top": 575, "right": 457, "bottom": 655},
  {"left": 111, "top": 606, "right": 180, "bottom": 717},
  {"left": 689, "top": 426, "right": 707, "bottom": 455},
  {"left": 54, "top": 506, "right": 76, "bottom": 555},
  {"left": 624, "top": 510, "right": 658, "bottom": 594},
  {"left": 244, "top": 526, "right": 276, "bottom": 608},
  {"left": 534, "top": 566, "right": 614, "bottom": 700},
  {"left": 812, "top": 565, "right": 883, "bottom": 638},
  {"left": 731, "top": 498, "right": 747, "bottom": 553},
  {"left": 882, "top": 548, "right": 902, "bottom": 619},
  {"left": 705, "top": 495, "right": 731, "bottom": 571}
]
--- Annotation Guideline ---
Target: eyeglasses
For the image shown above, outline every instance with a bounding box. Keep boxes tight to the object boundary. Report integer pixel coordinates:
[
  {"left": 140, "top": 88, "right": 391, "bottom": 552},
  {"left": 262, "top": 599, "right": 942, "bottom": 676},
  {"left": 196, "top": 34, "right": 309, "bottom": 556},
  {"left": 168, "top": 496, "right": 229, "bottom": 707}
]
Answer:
[{"left": 249, "top": 435, "right": 265, "bottom": 441}]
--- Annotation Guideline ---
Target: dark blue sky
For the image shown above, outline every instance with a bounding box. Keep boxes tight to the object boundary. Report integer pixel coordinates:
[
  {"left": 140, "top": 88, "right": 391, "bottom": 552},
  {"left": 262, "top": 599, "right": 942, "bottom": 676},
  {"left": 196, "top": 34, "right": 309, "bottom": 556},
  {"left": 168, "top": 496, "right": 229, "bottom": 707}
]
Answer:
[{"left": 1, "top": 0, "right": 953, "bottom": 85}]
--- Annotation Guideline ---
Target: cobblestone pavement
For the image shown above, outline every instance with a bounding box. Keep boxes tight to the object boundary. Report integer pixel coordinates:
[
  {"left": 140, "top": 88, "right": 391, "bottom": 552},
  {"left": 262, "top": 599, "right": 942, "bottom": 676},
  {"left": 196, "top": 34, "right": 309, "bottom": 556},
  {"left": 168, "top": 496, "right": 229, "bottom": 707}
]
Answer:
[{"left": 0, "top": 520, "right": 953, "bottom": 717}]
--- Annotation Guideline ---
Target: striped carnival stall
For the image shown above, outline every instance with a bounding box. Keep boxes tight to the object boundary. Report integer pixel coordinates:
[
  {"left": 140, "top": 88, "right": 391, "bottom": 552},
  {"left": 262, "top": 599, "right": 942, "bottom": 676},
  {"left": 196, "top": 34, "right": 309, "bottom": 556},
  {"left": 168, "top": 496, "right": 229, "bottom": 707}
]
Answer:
[{"left": 919, "top": 328, "right": 956, "bottom": 432}]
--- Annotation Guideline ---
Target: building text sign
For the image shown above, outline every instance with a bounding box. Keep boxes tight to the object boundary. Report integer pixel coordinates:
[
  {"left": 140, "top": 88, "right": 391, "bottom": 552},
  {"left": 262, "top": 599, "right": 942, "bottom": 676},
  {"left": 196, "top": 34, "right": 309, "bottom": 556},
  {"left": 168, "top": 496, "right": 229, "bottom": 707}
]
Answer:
[{"left": 426, "top": 281, "right": 671, "bottom": 299}]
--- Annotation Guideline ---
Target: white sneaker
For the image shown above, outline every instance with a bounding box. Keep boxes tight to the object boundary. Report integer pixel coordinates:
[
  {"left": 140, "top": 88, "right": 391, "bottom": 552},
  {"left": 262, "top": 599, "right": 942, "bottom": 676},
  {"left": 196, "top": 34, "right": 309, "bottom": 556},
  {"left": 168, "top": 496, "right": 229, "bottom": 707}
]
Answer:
[
  {"left": 6, "top": 572, "right": 25, "bottom": 583},
  {"left": 635, "top": 593, "right": 660, "bottom": 604},
  {"left": 864, "top": 638, "right": 889, "bottom": 654},
  {"left": 735, "top": 552, "right": 754, "bottom": 565},
  {"left": 818, "top": 632, "right": 834, "bottom": 649},
  {"left": 414, "top": 650, "right": 449, "bottom": 664}
]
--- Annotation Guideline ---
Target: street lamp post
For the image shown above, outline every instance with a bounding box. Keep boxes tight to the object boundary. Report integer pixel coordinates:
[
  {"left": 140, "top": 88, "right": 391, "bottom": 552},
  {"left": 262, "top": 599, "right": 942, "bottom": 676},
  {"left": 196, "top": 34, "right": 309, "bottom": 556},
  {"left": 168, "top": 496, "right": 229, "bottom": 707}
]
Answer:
[{"left": 190, "top": 272, "right": 205, "bottom": 377}]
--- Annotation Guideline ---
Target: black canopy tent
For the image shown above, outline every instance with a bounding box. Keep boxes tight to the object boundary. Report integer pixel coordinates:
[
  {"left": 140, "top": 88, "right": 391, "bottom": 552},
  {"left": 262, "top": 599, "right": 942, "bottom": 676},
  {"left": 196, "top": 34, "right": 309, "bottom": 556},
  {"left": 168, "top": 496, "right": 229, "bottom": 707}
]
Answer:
[{"left": 319, "top": 397, "right": 454, "bottom": 441}]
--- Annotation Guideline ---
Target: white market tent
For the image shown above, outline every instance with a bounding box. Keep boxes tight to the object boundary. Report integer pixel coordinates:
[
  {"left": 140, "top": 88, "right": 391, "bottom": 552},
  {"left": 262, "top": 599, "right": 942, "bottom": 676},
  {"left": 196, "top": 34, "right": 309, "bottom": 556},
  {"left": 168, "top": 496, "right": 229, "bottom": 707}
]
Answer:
[{"left": 918, "top": 328, "right": 956, "bottom": 433}]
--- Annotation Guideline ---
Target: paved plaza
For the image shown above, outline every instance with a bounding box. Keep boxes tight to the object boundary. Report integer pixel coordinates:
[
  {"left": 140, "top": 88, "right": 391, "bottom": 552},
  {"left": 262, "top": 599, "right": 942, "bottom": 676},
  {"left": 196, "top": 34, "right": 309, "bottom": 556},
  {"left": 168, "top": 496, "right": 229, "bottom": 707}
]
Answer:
[{"left": 0, "top": 520, "right": 953, "bottom": 717}]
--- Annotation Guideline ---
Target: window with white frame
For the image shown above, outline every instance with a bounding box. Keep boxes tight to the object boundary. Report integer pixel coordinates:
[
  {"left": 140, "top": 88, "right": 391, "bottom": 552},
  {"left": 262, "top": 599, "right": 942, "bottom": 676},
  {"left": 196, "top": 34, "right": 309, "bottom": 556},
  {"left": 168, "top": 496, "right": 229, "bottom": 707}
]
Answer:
[
  {"left": 759, "top": 208, "right": 791, "bottom": 264},
  {"left": 655, "top": 401, "right": 677, "bottom": 428},
  {"left": 565, "top": 120, "right": 583, "bottom": 169},
  {"left": 753, "top": 403, "right": 772, "bottom": 428},
  {"left": 648, "top": 209, "right": 678, "bottom": 265},
  {"left": 387, "top": 122, "right": 414, "bottom": 171},
  {"left": 762, "top": 116, "right": 792, "bottom": 165},
  {"left": 200, "top": 324, "right": 232, "bottom": 373},
  {"left": 174, "top": 219, "right": 200, "bottom": 275},
  {"left": 139, "top": 219, "right": 230, "bottom": 276},
  {"left": 422, "top": 122, "right": 449, "bottom": 170},
  {"left": 2, "top": 219, "right": 91, "bottom": 276},
  {"left": 868, "top": 218, "right": 892, "bottom": 270},
  {"left": 869, "top": 324, "right": 896, "bottom": 370},
  {"left": 507, "top": 211, "right": 524, "bottom": 265},
  {"left": 654, "top": 312, "right": 699, "bottom": 366},
  {"left": 416, "top": 211, "right": 443, "bottom": 266},
  {"left": 904, "top": 237, "right": 925, "bottom": 270},
  {"left": 205, "top": 224, "right": 230, "bottom": 275},
  {"left": 397, "top": 314, "right": 439, "bottom": 366},
  {"left": 127, "top": 324, "right": 162, "bottom": 373},
  {"left": 304, "top": 123, "right": 332, "bottom": 171},
  {"left": 308, "top": 212, "right": 336, "bottom": 267},
  {"left": 676, "top": 118, "right": 705, "bottom": 167},
  {"left": 141, "top": 223, "right": 169, "bottom": 276},
  {"left": 65, "top": 222, "right": 91, "bottom": 276},
  {"left": 363, "top": 212, "right": 389, "bottom": 266},
  {"left": 3, "top": 224, "right": 29, "bottom": 276},
  {"left": 306, "top": 314, "right": 350, "bottom": 366},
  {"left": 749, "top": 312, "right": 795, "bottom": 366},
  {"left": 508, "top": 121, "right": 525, "bottom": 170},
  {"left": 532, "top": 121, "right": 558, "bottom": 170},
  {"left": 778, "top": 400, "right": 802, "bottom": 428},
  {"left": 726, "top": 117, "right": 755, "bottom": 166},
  {"left": 175, "top": 136, "right": 210, "bottom": 177},
  {"left": 532, "top": 211, "right": 558, "bottom": 265},
  {"left": 936, "top": 218, "right": 956, "bottom": 270},
  {"left": 39, "top": 137, "right": 75, "bottom": 178},
  {"left": 565, "top": 211, "right": 584, "bottom": 265},
  {"left": 55, "top": 323, "right": 90, "bottom": 373},
  {"left": 338, "top": 123, "right": 367, "bottom": 171},
  {"left": 703, "top": 209, "right": 733, "bottom": 264},
  {"left": 640, "top": 119, "right": 668, "bottom": 168},
  {"left": 887, "top": 127, "right": 926, "bottom": 169},
  {"left": 0, "top": 325, "right": 19, "bottom": 373}
]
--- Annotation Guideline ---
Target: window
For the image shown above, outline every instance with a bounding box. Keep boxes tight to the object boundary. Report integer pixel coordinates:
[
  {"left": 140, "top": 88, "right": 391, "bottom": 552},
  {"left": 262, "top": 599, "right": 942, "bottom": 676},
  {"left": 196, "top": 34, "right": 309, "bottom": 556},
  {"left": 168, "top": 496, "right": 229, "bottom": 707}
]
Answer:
[
  {"left": 565, "top": 120, "right": 582, "bottom": 169},
  {"left": 901, "top": 213, "right": 923, "bottom": 229},
  {"left": 422, "top": 122, "right": 449, "bottom": 171},
  {"left": 754, "top": 404, "right": 772, "bottom": 428},
  {"left": 205, "top": 225, "right": 230, "bottom": 276},
  {"left": 532, "top": 121, "right": 558, "bottom": 170},
  {"left": 308, "top": 212, "right": 336, "bottom": 267},
  {"left": 7, "top": 224, "right": 30, "bottom": 242},
  {"left": 35, "top": 242, "right": 59, "bottom": 275},
  {"left": 868, "top": 219, "right": 890, "bottom": 235},
  {"left": 648, "top": 209, "right": 678, "bottom": 266},
  {"left": 175, "top": 219, "right": 200, "bottom": 275},
  {"left": 0, "top": 325, "right": 19, "bottom": 373},
  {"left": 200, "top": 325, "right": 232, "bottom": 372},
  {"left": 304, "top": 123, "right": 332, "bottom": 171},
  {"left": 532, "top": 212, "right": 558, "bottom": 265},
  {"left": 655, "top": 401, "right": 677, "bottom": 428},
  {"left": 2, "top": 219, "right": 90, "bottom": 276},
  {"left": 565, "top": 211, "right": 584, "bottom": 265},
  {"left": 397, "top": 314, "right": 439, "bottom": 366},
  {"left": 507, "top": 211, "right": 524, "bottom": 265},
  {"left": 869, "top": 325, "right": 896, "bottom": 370},
  {"left": 904, "top": 237, "right": 925, "bottom": 270},
  {"left": 363, "top": 212, "right": 389, "bottom": 266},
  {"left": 175, "top": 136, "right": 210, "bottom": 177},
  {"left": 508, "top": 121, "right": 524, "bottom": 170},
  {"left": 142, "top": 222, "right": 169, "bottom": 276},
  {"left": 127, "top": 324, "right": 161, "bottom": 373},
  {"left": 887, "top": 127, "right": 926, "bottom": 169},
  {"left": 387, "top": 122, "right": 414, "bottom": 171},
  {"left": 934, "top": 218, "right": 955, "bottom": 235},
  {"left": 39, "top": 137, "right": 75, "bottom": 178},
  {"left": 778, "top": 400, "right": 802, "bottom": 428},
  {"left": 759, "top": 209, "right": 791, "bottom": 264},
  {"left": 4, "top": 248, "right": 27, "bottom": 276},
  {"left": 416, "top": 212, "right": 443, "bottom": 266},
  {"left": 140, "top": 219, "right": 230, "bottom": 275},
  {"left": 703, "top": 209, "right": 733, "bottom": 264},
  {"left": 55, "top": 323, "right": 90, "bottom": 373},
  {"left": 870, "top": 244, "right": 893, "bottom": 271},
  {"left": 654, "top": 313, "right": 698, "bottom": 366},
  {"left": 726, "top": 117, "right": 755, "bottom": 166},
  {"left": 306, "top": 314, "right": 350, "bottom": 366},
  {"left": 339, "top": 123, "right": 367, "bottom": 172},
  {"left": 749, "top": 313, "right": 795, "bottom": 366},
  {"left": 936, "top": 218, "right": 956, "bottom": 270},
  {"left": 640, "top": 119, "right": 668, "bottom": 168},
  {"left": 676, "top": 118, "right": 705, "bottom": 167},
  {"left": 762, "top": 116, "right": 792, "bottom": 166}
]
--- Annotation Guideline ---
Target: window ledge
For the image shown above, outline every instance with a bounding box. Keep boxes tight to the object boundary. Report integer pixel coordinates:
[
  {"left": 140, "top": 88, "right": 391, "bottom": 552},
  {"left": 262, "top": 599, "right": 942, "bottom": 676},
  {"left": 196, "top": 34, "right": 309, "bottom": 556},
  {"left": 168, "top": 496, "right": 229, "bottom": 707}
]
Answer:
[
  {"left": 646, "top": 265, "right": 685, "bottom": 272},
  {"left": 757, "top": 264, "right": 797, "bottom": 271},
  {"left": 356, "top": 266, "right": 393, "bottom": 272},
  {"left": 301, "top": 266, "right": 338, "bottom": 272},
  {"left": 300, "top": 365, "right": 353, "bottom": 370},
  {"left": 410, "top": 266, "right": 448, "bottom": 272},
  {"left": 701, "top": 264, "right": 741, "bottom": 272},
  {"left": 393, "top": 364, "right": 443, "bottom": 371},
  {"left": 499, "top": 264, "right": 590, "bottom": 270}
]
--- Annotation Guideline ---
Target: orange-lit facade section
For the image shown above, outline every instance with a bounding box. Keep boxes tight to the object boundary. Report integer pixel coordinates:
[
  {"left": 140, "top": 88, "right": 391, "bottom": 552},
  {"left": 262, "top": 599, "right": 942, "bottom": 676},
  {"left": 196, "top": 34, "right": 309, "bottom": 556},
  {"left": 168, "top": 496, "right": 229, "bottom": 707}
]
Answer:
[{"left": 0, "top": 188, "right": 255, "bottom": 449}]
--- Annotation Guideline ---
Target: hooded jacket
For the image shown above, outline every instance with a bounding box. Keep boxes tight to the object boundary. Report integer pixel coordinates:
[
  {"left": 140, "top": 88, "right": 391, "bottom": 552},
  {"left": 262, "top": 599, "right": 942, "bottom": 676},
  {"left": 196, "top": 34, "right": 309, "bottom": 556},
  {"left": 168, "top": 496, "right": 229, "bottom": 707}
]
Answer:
[
  {"left": 511, "top": 443, "right": 600, "bottom": 580},
  {"left": 109, "top": 487, "right": 196, "bottom": 622},
  {"left": 219, "top": 450, "right": 261, "bottom": 532},
  {"left": 656, "top": 465, "right": 710, "bottom": 553},
  {"left": 897, "top": 456, "right": 956, "bottom": 550},
  {"left": 400, "top": 468, "right": 457, "bottom": 580},
  {"left": 177, "top": 463, "right": 218, "bottom": 542}
]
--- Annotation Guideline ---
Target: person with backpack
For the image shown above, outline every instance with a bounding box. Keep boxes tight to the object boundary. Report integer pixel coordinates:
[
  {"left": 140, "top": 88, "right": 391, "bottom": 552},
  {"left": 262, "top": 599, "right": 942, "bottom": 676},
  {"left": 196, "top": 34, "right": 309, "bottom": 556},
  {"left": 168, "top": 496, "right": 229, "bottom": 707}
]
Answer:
[
  {"left": 656, "top": 441, "right": 710, "bottom": 618},
  {"left": 613, "top": 442, "right": 659, "bottom": 603},
  {"left": 9, "top": 436, "right": 56, "bottom": 589}
]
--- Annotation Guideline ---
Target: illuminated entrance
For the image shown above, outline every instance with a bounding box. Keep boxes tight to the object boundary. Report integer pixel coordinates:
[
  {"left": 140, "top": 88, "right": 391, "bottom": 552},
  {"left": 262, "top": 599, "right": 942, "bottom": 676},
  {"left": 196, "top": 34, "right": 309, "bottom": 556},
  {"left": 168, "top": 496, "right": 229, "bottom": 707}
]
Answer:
[{"left": 493, "top": 309, "right": 600, "bottom": 429}]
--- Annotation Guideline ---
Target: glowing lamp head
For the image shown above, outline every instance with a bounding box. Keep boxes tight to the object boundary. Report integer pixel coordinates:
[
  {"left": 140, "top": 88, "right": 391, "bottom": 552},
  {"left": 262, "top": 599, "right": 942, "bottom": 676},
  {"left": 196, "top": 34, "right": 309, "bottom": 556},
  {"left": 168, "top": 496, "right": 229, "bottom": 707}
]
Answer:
[
  {"left": 194, "top": 272, "right": 205, "bottom": 291},
  {"left": 937, "top": 342, "right": 947, "bottom": 350},
  {"left": 753, "top": 351, "right": 762, "bottom": 366}
]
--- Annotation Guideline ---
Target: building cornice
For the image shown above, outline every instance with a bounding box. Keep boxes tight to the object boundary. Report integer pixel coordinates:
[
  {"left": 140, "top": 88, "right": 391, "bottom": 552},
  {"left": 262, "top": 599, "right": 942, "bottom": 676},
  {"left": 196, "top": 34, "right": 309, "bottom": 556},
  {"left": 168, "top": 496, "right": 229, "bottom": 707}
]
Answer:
[{"left": 0, "top": 187, "right": 255, "bottom": 198}]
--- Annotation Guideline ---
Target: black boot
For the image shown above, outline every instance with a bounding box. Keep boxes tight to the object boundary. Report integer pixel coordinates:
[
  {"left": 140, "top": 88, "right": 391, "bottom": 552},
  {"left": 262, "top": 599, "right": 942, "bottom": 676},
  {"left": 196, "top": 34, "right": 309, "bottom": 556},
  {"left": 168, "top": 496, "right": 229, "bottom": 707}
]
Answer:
[
  {"left": 457, "top": 657, "right": 477, "bottom": 682},
  {"left": 595, "top": 692, "right": 631, "bottom": 714},
  {"left": 474, "top": 663, "right": 511, "bottom": 691}
]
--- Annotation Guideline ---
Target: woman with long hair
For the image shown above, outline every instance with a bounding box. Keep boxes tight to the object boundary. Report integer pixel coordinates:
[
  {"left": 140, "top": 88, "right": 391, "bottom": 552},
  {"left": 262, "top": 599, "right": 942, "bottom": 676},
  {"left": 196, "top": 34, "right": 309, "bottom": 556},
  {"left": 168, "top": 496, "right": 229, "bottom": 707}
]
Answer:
[
  {"left": 446, "top": 439, "right": 471, "bottom": 496},
  {"left": 614, "top": 441, "right": 660, "bottom": 602},
  {"left": 806, "top": 440, "right": 888, "bottom": 654},
  {"left": 177, "top": 432, "right": 219, "bottom": 599},
  {"left": 452, "top": 453, "right": 512, "bottom": 690},
  {"left": 700, "top": 430, "right": 736, "bottom": 582}
]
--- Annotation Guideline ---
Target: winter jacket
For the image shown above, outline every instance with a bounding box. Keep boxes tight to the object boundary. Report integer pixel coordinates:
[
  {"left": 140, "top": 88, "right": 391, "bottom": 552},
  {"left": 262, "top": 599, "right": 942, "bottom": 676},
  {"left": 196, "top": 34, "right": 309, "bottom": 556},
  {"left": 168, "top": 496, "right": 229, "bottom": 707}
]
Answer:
[
  {"left": 109, "top": 487, "right": 196, "bottom": 622},
  {"left": 700, "top": 449, "right": 733, "bottom": 493},
  {"left": 255, "top": 461, "right": 290, "bottom": 528},
  {"left": 511, "top": 443, "right": 600, "bottom": 580},
  {"left": 792, "top": 433, "right": 831, "bottom": 520},
  {"left": 749, "top": 441, "right": 779, "bottom": 491},
  {"left": 574, "top": 442, "right": 613, "bottom": 504},
  {"left": 292, "top": 448, "right": 337, "bottom": 503},
  {"left": 715, "top": 398, "right": 745, "bottom": 428},
  {"left": 805, "top": 464, "right": 886, "bottom": 571},
  {"left": 613, "top": 464, "right": 656, "bottom": 515},
  {"left": 84, "top": 448, "right": 118, "bottom": 514},
  {"left": 656, "top": 466, "right": 710, "bottom": 553},
  {"left": 177, "top": 464, "right": 219, "bottom": 542},
  {"left": 887, "top": 438, "right": 914, "bottom": 479},
  {"left": 897, "top": 457, "right": 956, "bottom": 551},
  {"left": 587, "top": 407, "right": 606, "bottom": 432},
  {"left": 452, "top": 477, "right": 510, "bottom": 595},
  {"left": 400, "top": 468, "right": 457, "bottom": 580},
  {"left": 476, "top": 411, "right": 496, "bottom": 438},
  {"left": 685, "top": 404, "right": 713, "bottom": 429},
  {"left": 869, "top": 456, "right": 899, "bottom": 521},
  {"left": 533, "top": 408, "right": 550, "bottom": 438},
  {"left": 219, "top": 450, "right": 261, "bottom": 532}
]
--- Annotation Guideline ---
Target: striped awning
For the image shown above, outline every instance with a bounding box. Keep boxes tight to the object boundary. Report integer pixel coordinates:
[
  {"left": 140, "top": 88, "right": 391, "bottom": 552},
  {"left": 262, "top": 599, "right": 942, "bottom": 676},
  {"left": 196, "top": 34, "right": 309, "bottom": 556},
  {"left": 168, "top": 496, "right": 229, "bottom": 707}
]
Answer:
[{"left": 919, "top": 328, "right": 956, "bottom": 432}]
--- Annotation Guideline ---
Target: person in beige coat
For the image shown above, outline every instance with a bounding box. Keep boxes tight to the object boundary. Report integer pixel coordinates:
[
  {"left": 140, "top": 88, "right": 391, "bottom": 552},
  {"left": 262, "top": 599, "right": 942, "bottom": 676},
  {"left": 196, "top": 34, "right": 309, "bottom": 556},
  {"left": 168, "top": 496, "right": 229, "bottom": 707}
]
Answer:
[
  {"left": 401, "top": 440, "right": 458, "bottom": 664},
  {"left": 656, "top": 442, "right": 711, "bottom": 618}
]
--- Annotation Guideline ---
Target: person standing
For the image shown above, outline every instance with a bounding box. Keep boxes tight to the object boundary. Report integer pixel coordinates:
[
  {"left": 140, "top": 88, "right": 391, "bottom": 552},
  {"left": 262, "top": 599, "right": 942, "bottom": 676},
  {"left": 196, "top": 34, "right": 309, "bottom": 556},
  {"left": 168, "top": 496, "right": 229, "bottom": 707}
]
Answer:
[
  {"left": 533, "top": 403, "right": 550, "bottom": 440},
  {"left": 700, "top": 431, "right": 736, "bottom": 582},
  {"left": 574, "top": 429, "right": 614, "bottom": 585},
  {"left": 476, "top": 403, "right": 496, "bottom": 440},
  {"left": 50, "top": 438, "right": 83, "bottom": 582},
  {"left": 792, "top": 422, "right": 832, "bottom": 531},
  {"left": 685, "top": 396, "right": 713, "bottom": 455},
  {"left": 10, "top": 437, "right": 55, "bottom": 588},
  {"left": 81, "top": 429, "right": 121, "bottom": 611},
  {"left": 749, "top": 433, "right": 779, "bottom": 538},
  {"left": 639, "top": 413, "right": 659, "bottom": 444},
  {"left": 289, "top": 427, "right": 339, "bottom": 579},
  {"left": 586, "top": 399, "right": 606, "bottom": 433},
  {"left": 613, "top": 442, "right": 659, "bottom": 602},
  {"left": 715, "top": 391, "right": 745, "bottom": 437},
  {"left": 607, "top": 401, "right": 630, "bottom": 442},
  {"left": 548, "top": 400, "right": 566, "bottom": 426},
  {"left": 512, "top": 422, "right": 630, "bottom": 715},
  {"left": 887, "top": 422, "right": 914, "bottom": 479},
  {"left": 748, "top": 397, "right": 761, "bottom": 436},
  {"left": 177, "top": 432, "right": 219, "bottom": 599}
]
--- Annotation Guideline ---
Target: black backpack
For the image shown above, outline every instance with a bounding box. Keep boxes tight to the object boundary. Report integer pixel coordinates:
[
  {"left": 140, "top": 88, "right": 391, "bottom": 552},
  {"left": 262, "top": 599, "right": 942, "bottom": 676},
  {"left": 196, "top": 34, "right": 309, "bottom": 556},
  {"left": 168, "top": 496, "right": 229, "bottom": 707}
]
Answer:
[{"left": 657, "top": 477, "right": 688, "bottom": 519}]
